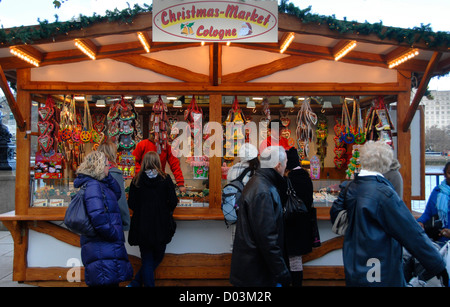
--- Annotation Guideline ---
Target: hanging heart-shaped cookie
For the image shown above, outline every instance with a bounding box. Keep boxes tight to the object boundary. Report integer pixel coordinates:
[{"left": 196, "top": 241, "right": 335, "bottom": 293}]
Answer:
[
  {"left": 38, "top": 134, "right": 53, "bottom": 152},
  {"left": 38, "top": 107, "right": 54, "bottom": 121},
  {"left": 334, "top": 147, "right": 346, "bottom": 158},
  {"left": 38, "top": 121, "right": 54, "bottom": 135},
  {"left": 334, "top": 157, "right": 346, "bottom": 169},
  {"left": 281, "top": 117, "right": 290, "bottom": 127},
  {"left": 281, "top": 128, "right": 291, "bottom": 139},
  {"left": 93, "top": 122, "right": 105, "bottom": 133}
]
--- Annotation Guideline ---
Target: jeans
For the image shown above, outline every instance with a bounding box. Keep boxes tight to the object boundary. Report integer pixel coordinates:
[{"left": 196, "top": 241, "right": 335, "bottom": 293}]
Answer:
[{"left": 129, "top": 244, "right": 166, "bottom": 287}]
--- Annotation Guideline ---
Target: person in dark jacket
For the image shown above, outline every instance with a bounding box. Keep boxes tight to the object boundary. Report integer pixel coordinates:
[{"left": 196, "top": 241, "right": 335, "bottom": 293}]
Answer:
[
  {"left": 74, "top": 150, "right": 133, "bottom": 287},
  {"left": 330, "top": 141, "right": 447, "bottom": 287},
  {"left": 98, "top": 141, "right": 130, "bottom": 231},
  {"left": 230, "top": 146, "right": 291, "bottom": 287},
  {"left": 127, "top": 151, "right": 178, "bottom": 287},
  {"left": 284, "top": 147, "right": 314, "bottom": 286}
]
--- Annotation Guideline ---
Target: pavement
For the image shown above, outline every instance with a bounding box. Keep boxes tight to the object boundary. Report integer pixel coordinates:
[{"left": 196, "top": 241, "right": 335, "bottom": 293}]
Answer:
[
  {"left": 0, "top": 230, "right": 444, "bottom": 287},
  {"left": 0, "top": 231, "right": 34, "bottom": 287}
]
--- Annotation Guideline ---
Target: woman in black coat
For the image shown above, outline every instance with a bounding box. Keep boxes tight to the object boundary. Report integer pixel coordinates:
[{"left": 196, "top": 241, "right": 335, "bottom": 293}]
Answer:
[
  {"left": 127, "top": 151, "right": 178, "bottom": 287},
  {"left": 284, "top": 147, "right": 314, "bottom": 287}
]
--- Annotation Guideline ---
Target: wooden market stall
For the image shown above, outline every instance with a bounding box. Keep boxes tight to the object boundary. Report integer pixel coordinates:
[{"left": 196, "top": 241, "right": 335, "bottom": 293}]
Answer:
[{"left": 0, "top": 2, "right": 449, "bottom": 286}]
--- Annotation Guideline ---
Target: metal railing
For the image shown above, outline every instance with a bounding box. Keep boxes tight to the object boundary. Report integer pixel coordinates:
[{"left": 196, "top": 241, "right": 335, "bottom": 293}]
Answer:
[{"left": 411, "top": 173, "right": 445, "bottom": 213}]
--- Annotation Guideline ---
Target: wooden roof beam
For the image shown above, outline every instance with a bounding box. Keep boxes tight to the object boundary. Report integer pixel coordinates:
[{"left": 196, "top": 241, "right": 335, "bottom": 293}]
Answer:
[
  {"left": 0, "top": 65, "right": 26, "bottom": 131},
  {"left": 402, "top": 51, "right": 442, "bottom": 132}
]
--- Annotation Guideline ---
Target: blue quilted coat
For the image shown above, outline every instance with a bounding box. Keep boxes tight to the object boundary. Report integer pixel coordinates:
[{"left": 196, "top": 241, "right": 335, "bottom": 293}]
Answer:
[{"left": 74, "top": 173, "right": 133, "bottom": 286}]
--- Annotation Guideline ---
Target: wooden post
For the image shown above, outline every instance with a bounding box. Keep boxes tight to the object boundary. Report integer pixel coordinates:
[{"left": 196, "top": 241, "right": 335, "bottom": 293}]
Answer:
[
  {"left": 15, "top": 68, "right": 32, "bottom": 215},
  {"left": 208, "top": 94, "right": 222, "bottom": 213},
  {"left": 396, "top": 70, "right": 412, "bottom": 210}
]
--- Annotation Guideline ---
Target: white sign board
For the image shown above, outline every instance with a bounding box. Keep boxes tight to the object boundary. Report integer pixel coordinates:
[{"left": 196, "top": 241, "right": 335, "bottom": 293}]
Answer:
[{"left": 152, "top": 0, "right": 278, "bottom": 43}]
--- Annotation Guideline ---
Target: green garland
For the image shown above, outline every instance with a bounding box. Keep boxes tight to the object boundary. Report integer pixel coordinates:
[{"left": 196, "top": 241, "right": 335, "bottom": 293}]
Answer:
[
  {"left": 0, "top": 3, "right": 151, "bottom": 46},
  {"left": 0, "top": 1, "right": 449, "bottom": 48},
  {"left": 279, "top": 0, "right": 449, "bottom": 48}
]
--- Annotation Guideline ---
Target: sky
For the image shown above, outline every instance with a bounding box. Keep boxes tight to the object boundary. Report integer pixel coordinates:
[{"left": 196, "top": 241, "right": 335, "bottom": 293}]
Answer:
[{"left": 0, "top": 0, "right": 449, "bottom": 89}]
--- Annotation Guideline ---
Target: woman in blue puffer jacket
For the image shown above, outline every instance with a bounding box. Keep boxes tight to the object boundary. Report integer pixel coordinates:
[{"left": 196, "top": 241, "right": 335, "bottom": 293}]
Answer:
[{"left": 74, "top": 150, "right": 133, "bottom": 287}]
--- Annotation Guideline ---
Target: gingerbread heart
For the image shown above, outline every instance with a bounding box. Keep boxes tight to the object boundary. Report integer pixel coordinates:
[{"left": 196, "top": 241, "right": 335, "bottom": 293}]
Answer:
[
  {"left": 334, "top": 124, "right": 344, "bottom": 136},
  {"left": 38, "top": 134, "right": 53, "bottom": 152},
  {"left": 281, "top": 117, "right": 290, "bottom": 127},
  {"left": 334, "top": 157, "right": 346, "bottom": 169},
  {"left": 334, "top": 136, "right": 344, "bottom": 148},
  {"left": 38, "top": 107, "right": 54, "bottom": 121},
  {"left": 38, "top": 121, "right": 54, "bottom": 135},
  {"left": 93, "top": 122, "right": 105, "bottom": 133},
  {"left": 281, "top": 128, "right": 291, "bottom": 139},
  {"left": 334, "top": 147, "right": 346, "bottom": 158}
]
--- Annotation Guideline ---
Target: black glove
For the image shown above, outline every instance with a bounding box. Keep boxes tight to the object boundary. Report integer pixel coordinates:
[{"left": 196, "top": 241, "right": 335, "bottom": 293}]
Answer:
[{"left": 438, "top": 269, "right": 449, "bottom": 287}]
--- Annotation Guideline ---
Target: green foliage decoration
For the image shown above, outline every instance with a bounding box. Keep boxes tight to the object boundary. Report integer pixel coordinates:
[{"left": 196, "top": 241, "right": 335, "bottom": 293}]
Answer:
[
  {"left": 0, "top": 3, "right": 152, "bottom": 46},
  {"left": 0, "top": 0, "right": 448, "bottom": 48}
]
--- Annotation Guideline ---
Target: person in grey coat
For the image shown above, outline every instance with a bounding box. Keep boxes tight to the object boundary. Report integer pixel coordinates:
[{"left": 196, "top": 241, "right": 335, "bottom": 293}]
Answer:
[
  {"left": 98, "top": 142, "right": 130, "bottom": 231},
  {"left": 383, "top": 158, "right": 403, "bottom": 198},
  {"left": 330, "top": 141, "right": 447, "bottom": 287}
]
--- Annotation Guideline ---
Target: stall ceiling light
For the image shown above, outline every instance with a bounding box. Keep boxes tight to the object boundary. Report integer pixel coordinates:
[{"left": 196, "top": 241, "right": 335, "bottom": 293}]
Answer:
[
  {"left": 137, "top": 32, "right": 151, "bottom": 53},
  {"left": 284, "top": 100, "right": 294, "bottom": 108},
  {"left": 95, "top": 100, "right": 106, "bottom": 107},
  {"left": 246, "top": 100, "right": 256, "bottom": 109},
  {"left": 74, "top": 39, "right": 97, "bottom": 60},
  {"left": 333, "top": 40, "right": 357, "bottom": 61},
  {"left": 280, "top": 32, "right": 295, "bottom": 53},
  {"left": 10, "top": 46, "right": 41, "bottom": 67},
  {"left": 388, "top": 48, "right": 419, "bottom": 69},
  {"left": 134, "top": 98, "right": 144, "bottom": 107}
]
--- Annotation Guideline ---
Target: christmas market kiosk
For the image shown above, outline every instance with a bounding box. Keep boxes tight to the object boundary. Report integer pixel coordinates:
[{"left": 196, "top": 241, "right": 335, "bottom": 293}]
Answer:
[{"left": 0, "top": 0, "right": 449, "bottom": 286}]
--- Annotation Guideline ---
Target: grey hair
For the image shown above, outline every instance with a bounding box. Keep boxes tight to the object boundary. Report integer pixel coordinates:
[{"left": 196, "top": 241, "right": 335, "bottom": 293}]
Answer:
[
  {"left": 359, "top": 140, "right": 393, "bottom": 174},
  {"left": 260, "top": 146, "right": 287, "bottom": 168}
]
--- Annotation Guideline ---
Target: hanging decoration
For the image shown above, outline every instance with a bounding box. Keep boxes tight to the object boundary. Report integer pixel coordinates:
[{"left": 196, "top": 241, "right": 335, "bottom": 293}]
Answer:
[
  {"left": 345, "top": 145, "right": 362, "bottom": 179},
  {"left": 57, "top": 95, "right": 83, "bottom": 171},
  {"left": 80, "top": 98, "right": 93, "bottom": 143},
  {"left": 365, "top": 96, "right": 394, "bottom": 147},
  {"left": 151, "top": 95, "right": 169, "bottom": 154},
  {"left": 295, "top": 97, "right": 317, "bottom": 159},
  {"left": 315, "top": 114, "right": 328, "bottom": 168},
  {"left": 35, "top": 95, "right": 64, "bottom": 179},
  {"left": 310, "top": 155, "right": 321, "bottom": 180},
  {"left": 258, "top": 97, "right": 271, "bottom": 144},
  {"left": 333, "top": 116, "right": 347, "bottom": 170},
  {"left": 224, "top": 96, "right": 246, "bottom": 159}
]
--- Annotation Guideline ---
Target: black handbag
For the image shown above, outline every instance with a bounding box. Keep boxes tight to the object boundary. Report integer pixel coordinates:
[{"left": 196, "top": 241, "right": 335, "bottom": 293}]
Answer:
[
  {"left": 424, "top": 214, "right": 443, "bottom": 241},
  {"left": 284, "top": 178, "right": 308, "bottom": 220},
  {"left": 64, "top": 185, "right": 97, "bottom": 237}
]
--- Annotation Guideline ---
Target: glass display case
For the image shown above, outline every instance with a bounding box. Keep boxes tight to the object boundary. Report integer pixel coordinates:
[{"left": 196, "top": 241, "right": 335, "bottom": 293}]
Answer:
[{"left": 31, "top": 177, "right": 77, "bottom": 207}]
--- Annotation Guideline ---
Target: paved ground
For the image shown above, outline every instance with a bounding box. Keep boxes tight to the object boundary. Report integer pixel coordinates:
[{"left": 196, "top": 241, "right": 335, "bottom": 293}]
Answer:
[
  {"left": 0, "top": 231, "right": 34, "bottom": 287},
  {"left": 0, "top": 231, "right": 444, "bottom": 287}
]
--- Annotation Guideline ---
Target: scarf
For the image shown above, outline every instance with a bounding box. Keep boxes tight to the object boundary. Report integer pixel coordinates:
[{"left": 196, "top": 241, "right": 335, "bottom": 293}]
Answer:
[
  {"left": 436, "top": 180, "right": 450, "bottom": 228},
  {"left": 145, "top": 169, "right": 158, "bottom": 179}
]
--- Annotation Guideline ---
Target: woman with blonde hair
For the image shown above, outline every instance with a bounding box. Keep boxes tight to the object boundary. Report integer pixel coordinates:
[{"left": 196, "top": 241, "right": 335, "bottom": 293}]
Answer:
[
  {"left": 127, "top": 151, "right": 178, "bottom": 287},
  {"left": 98, "top": 142, "right": 130, "bottom": 231},
  {"left": 74, "top": 150, "right": 133, "bottom": 287}
]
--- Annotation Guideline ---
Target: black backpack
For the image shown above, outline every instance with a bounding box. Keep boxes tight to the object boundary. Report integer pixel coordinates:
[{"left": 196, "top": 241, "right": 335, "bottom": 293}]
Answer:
[{"left": 221, "top": 167, "right": 252, "bottom": 227}]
